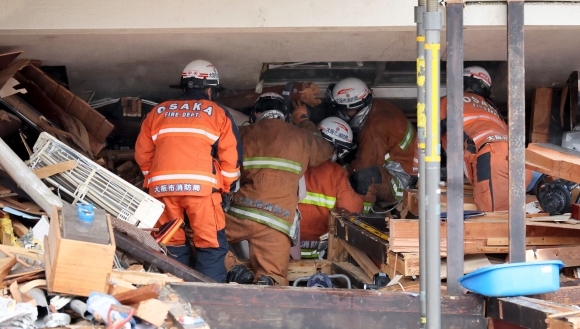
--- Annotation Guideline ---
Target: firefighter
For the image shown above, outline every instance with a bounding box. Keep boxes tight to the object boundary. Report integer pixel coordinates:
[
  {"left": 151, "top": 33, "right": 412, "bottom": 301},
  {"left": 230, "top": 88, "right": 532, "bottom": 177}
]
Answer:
[
  {"left": 135, "top": 59, "right": 242, "bottom": 282},
  {"left": 326, "top": 77, "right": 418, "bottom": 212},
  {"left": 224, "top": 93, "right": 333, "bottom": 286},
  {"left": 440, "top": 66, "right": 534, "bottom": 212},
  {"left": 298, "top": 117, "right": 363, "bottom": 258}
]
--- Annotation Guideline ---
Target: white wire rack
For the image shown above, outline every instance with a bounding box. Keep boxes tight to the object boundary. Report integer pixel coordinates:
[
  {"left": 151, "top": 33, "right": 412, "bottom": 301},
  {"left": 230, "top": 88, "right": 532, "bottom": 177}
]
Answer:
[{"left": 28, "top": 132, "right": 164, "bottom": 228}]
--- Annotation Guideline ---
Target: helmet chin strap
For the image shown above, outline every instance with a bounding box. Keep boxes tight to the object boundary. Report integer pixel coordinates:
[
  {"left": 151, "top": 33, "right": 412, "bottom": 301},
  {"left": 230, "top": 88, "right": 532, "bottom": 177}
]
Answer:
[
  {"left": 256, "top": 109, "right": 287, "bottom": 122},
  {"left": 348, "top": 103, "right": 372, "bottom": 134}
]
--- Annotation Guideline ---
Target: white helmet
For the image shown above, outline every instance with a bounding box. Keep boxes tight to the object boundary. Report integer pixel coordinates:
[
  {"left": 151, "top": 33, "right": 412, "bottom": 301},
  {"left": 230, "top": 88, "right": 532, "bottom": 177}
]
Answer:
[
  {"left": 463, "top": 66, "right": 491, "bottom": 98},
  {"left": 330, "top": 77, "right": 371, "bottom": 110},
  {"left": 326, "top": 77, "right": 373, "bottom": 133},
  {"left": 180, "top": 59, "right": 220, "bottom": 89},
  {"left": 318, "top": 117, "right": 356, "bottom": 161}
]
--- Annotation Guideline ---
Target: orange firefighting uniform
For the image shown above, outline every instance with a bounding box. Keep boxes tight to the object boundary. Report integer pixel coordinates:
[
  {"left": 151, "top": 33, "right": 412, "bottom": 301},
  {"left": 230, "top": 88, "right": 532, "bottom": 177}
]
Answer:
[
  {"left": 349, "top": 99, "right": 419, "bottom": 210},
  {"left": 440, "top": 92, "right": 532, "bottom": 211},
  {"left": 298, "top": 160, "right": 363, "bottom": 258},
  {"left": 135, "top": 92, "right": 242, "bottom": 249},
  {"left": 224, "top": 118, "right": 333, "bottom": 285}
]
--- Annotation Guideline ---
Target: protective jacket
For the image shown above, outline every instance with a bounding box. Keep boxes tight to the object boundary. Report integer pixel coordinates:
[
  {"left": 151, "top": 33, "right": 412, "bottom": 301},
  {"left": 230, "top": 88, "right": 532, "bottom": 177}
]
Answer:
[
  {"left": 227, "top": 119, "right": 333, "bottom": 236},
  {"left": 349, "top": 100, "right": 418, "bottom": 206},
  {"left": 299, "top": 160, "right": 363, "bottom": 244},
  {"left": 135, "top": 91, "right": 243, "bottom": 197},
  {"left": 440, "top": 92, "right": 532, "bottom": 211}
]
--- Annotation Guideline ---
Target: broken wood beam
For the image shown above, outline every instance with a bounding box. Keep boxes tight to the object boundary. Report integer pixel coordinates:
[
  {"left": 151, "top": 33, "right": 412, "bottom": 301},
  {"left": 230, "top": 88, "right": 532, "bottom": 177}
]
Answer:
[
  {"left": 130, "top": 298, "right": 169, "bottom": 327},
  {"left": 33, "top": 160, "right": 76, "bottom": 179},
  {"left": 113, "top": 230, "right": 214, "bottom": 283},
  {"left": 339, "top": 239, "right": 380, "bottom": 279},
  {"left": 114, "top": 284, "right": 161, "bottom": 305},
  {"left": 526, "top": 245, "right": 580, "bottom": 267}
]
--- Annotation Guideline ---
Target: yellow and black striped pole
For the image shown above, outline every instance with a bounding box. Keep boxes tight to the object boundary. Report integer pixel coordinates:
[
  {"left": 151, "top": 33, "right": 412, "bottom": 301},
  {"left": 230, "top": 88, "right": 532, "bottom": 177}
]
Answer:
[{"left": 423, "top": 0, "right": 442, "bottom": 327}]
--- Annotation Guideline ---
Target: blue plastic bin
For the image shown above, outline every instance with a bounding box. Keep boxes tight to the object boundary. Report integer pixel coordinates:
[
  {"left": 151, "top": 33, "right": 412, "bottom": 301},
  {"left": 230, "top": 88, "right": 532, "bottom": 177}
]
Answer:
[{"left": 458, "top": 260, "right": 564, "bottom": 297}]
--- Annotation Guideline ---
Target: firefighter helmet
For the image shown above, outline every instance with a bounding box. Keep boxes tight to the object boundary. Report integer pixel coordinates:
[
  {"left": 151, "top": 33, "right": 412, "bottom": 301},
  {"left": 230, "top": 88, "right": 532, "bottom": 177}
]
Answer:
[
  {"left": 463, "top": 66, "right": 492, "bottom": 98},
  {"left": 318, "top": 116, "right": 356, "bottom": 161}
]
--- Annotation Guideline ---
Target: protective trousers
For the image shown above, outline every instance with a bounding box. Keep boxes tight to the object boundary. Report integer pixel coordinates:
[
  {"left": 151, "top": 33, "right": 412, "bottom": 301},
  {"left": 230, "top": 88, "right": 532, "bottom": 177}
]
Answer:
[
  {"left": 156, "top": 194, "right": 228, "bottom": 282},
  {"left": 224, "top": 213, "right": 291, "bottom": 286},
  {"left": 468, "top": 142, "right": 533, "bottom": 212}
]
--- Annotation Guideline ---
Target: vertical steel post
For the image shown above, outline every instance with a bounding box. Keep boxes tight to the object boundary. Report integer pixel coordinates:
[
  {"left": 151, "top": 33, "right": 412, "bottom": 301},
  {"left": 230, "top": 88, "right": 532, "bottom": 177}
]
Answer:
[
  {"left": 415, "top": 0, "right": 427, "bottom": 326},
  {"left": 507, "top": 0, "right": 526, "bottom": 263},
  {"left": 424, "top": 0, "right": 442, "bottom": 327},
  {"left": 445, "top": 0, "right": 465, "bottom": 295}
]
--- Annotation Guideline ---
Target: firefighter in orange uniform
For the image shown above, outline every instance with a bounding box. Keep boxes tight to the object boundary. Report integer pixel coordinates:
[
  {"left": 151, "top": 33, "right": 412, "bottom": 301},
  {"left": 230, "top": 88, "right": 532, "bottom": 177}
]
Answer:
[
  {"left": 224, "top": 93, "right": 333, "bottom": 286},
  {"left": 298, "top": 117, "right": 363, "bottom": 258},
  {"left": 135, "top": 60, "right": 242, "bottom": 282},
  {"left": 440, "top": 66, "right": 535, "bottom": 212},
  {"left": 326, "top": 78, "right": 419, "bottom": 212}
]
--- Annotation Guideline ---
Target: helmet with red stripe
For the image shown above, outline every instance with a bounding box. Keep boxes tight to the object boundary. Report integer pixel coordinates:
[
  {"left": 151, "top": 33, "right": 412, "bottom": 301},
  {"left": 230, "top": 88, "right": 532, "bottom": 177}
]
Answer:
[
  {"left": 180, "top": 59, "right": 220, "bottom": 89},
  {"left": 463, "top": 66, "right": 492, "bottom": 98}
]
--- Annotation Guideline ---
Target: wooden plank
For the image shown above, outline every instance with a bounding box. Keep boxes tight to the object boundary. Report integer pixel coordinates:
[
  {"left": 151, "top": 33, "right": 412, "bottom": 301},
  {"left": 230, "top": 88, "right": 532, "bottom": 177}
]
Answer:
[
  {"left": 526, "top": 143, "right": 580, "bottom": 182},
  {"left": 19, "top": 279, "right": 47, "bottom": 293},
  {"left": 0, "top": 256, "right": 16, "bottom": 281},
  {"left": 488, "top": 237, "right": 580, "bottom": 246},
  {"left": 10, "top": 219, "right": 28, "bottom": 238},
  {"left": 110, "top": 270, "right": 183, "bottom": 286},
  {"left": 130, "top": 299, "right": 169, "bottom": 327},
  {"left": 526, "top": 246, "right": 580, "bottom": 267},
  {"left": 107, "top": 278, "right": 136, "bottom": 295},
  {"left": 387, "top": 252, "right": 419, "bottom": 277},
  {"left": 113, "top": 284, "right": 160, "bottom": 305},
  {"left": 529, "top": 88, "right": 553, "bottom": 144},
  {"left": 33, "top": 160, "right": 77, "bottom": 179},
  {"left": 239, "top": 259, "right": 332, "bottom": 282},
  {"left": 530, "top": 286, "right": 580, "bottom": 305},
  {"left": 171, "top": 282, "right": 487, "bottom": 329},
  {"left": 339, "top": 239, "right": 380, "bottom": 279}
]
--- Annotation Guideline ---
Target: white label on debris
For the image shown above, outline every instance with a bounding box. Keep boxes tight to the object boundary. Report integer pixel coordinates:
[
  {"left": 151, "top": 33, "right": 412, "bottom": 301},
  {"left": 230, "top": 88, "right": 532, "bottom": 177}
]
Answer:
[{"left": 541, "top": 266, "right": 552, "bottom": 273}]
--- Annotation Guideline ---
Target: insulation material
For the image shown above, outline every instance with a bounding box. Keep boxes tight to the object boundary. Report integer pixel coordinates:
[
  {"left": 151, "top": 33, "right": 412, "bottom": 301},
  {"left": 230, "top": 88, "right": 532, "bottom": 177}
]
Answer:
[{"left": 28, "top": 132, "right": 164, "bottom": 228}]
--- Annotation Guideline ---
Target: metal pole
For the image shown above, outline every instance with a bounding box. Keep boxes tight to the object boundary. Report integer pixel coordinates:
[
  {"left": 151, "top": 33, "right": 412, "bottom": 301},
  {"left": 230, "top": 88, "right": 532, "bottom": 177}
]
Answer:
[
  {"left": 424, "top": 0, "right": 442, "bottom": 327},
  {"left": 415, "top": 0, "right": 427, "bottom": 326},
  {"left": 507, "top": 0, "right": 526, "bottom": 263},
  {"left": 445, "top": 0, "right": 465, "bottom": 296}
]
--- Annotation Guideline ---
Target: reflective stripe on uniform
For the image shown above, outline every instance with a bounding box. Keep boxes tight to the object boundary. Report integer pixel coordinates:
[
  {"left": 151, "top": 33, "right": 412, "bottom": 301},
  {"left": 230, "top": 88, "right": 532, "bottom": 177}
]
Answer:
[
  {"left": 228, "top": 205, "right": 291, "bottom": 235},
  {"left": 473, "top": 129, "right": 506, "bottom": 143},
  {"left": 152, "top": 127, "right": 219, "bottom": 142},
  {"left": 390, "top": 177, "right": 404, "bottom": 200},
  {"left": 363, "top": 202, "right": 374, "bottom": 214},
  {"left": 142, "top": 171, "right": 149, "bottom": 175},
  {"left": 299, "top": 192, "right": 336, "bottom": 208},
  {"left": 301, "top": 249, "right": 319, "bottom": 259},
  {"left": 221, "top": 170, "right": 240, "bottom": 178},
  {"left": 384, "top": 153, "right": 392, "bottom": 164},
  {"left": 398, "top": 120, "right": 415, "bottom": 151},
  {"left": 149, "top": 173, "right": 218, "bottom": 185},
  {"left": 243, "top": 157, "right": 302, "bottom": 174}
]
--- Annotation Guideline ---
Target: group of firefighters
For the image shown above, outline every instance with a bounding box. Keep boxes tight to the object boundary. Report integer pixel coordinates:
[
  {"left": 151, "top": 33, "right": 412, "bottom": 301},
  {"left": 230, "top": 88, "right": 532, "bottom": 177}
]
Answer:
[{"left": 135, "top": 59, "right": 541, "bottom": 285}]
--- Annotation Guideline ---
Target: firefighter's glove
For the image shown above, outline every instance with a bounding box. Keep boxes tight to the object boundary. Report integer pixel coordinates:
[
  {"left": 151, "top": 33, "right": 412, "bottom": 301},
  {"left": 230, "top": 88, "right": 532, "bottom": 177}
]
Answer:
[
  {"left": 299, "top": 83, "right": 322, "bottom": 107},
  {"left": 292, "top": 100, "right": 309, "bottom": 125}
]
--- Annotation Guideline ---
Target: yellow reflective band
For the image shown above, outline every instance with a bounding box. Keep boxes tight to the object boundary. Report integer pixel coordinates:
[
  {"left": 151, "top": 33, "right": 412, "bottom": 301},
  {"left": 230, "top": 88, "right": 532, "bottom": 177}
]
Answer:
[
  {"left": 424, "top": 43, "right": 441, "bottom": 163},
  {"left": 424, "top": 44, "right": 441, "bottom": 50},
  {"left": 421, "top": 317, "right": 427, "bottom": 324},
  {"left": 416, "top": 36, "right": 426, "bottom": 42},
  {"left": 417, "top": 103, "right": 426, "bottom": 128},
  {"left": 418, "top": 143, "right": 426, "bottom": 149},
  {"left": 417, "top": 58, "right": 426, "bottom": 87}
]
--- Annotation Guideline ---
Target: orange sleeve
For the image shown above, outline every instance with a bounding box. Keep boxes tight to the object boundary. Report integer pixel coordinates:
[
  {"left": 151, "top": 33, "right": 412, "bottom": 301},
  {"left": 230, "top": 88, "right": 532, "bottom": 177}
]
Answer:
[
  {"left": 335, "top": 165, "right": 363, "bottom": 213},
  {"left": 306, "top": 132, "right": 333, "bottom": 168},
  {"left": 350, "top": 121, "right": 385, "bottom": 172},
  {"left": 135, "top": 111, "right": 155, "bottom": 187},
  {"left": 217, "top": 105, "right": 243, "bottom": 192}
]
